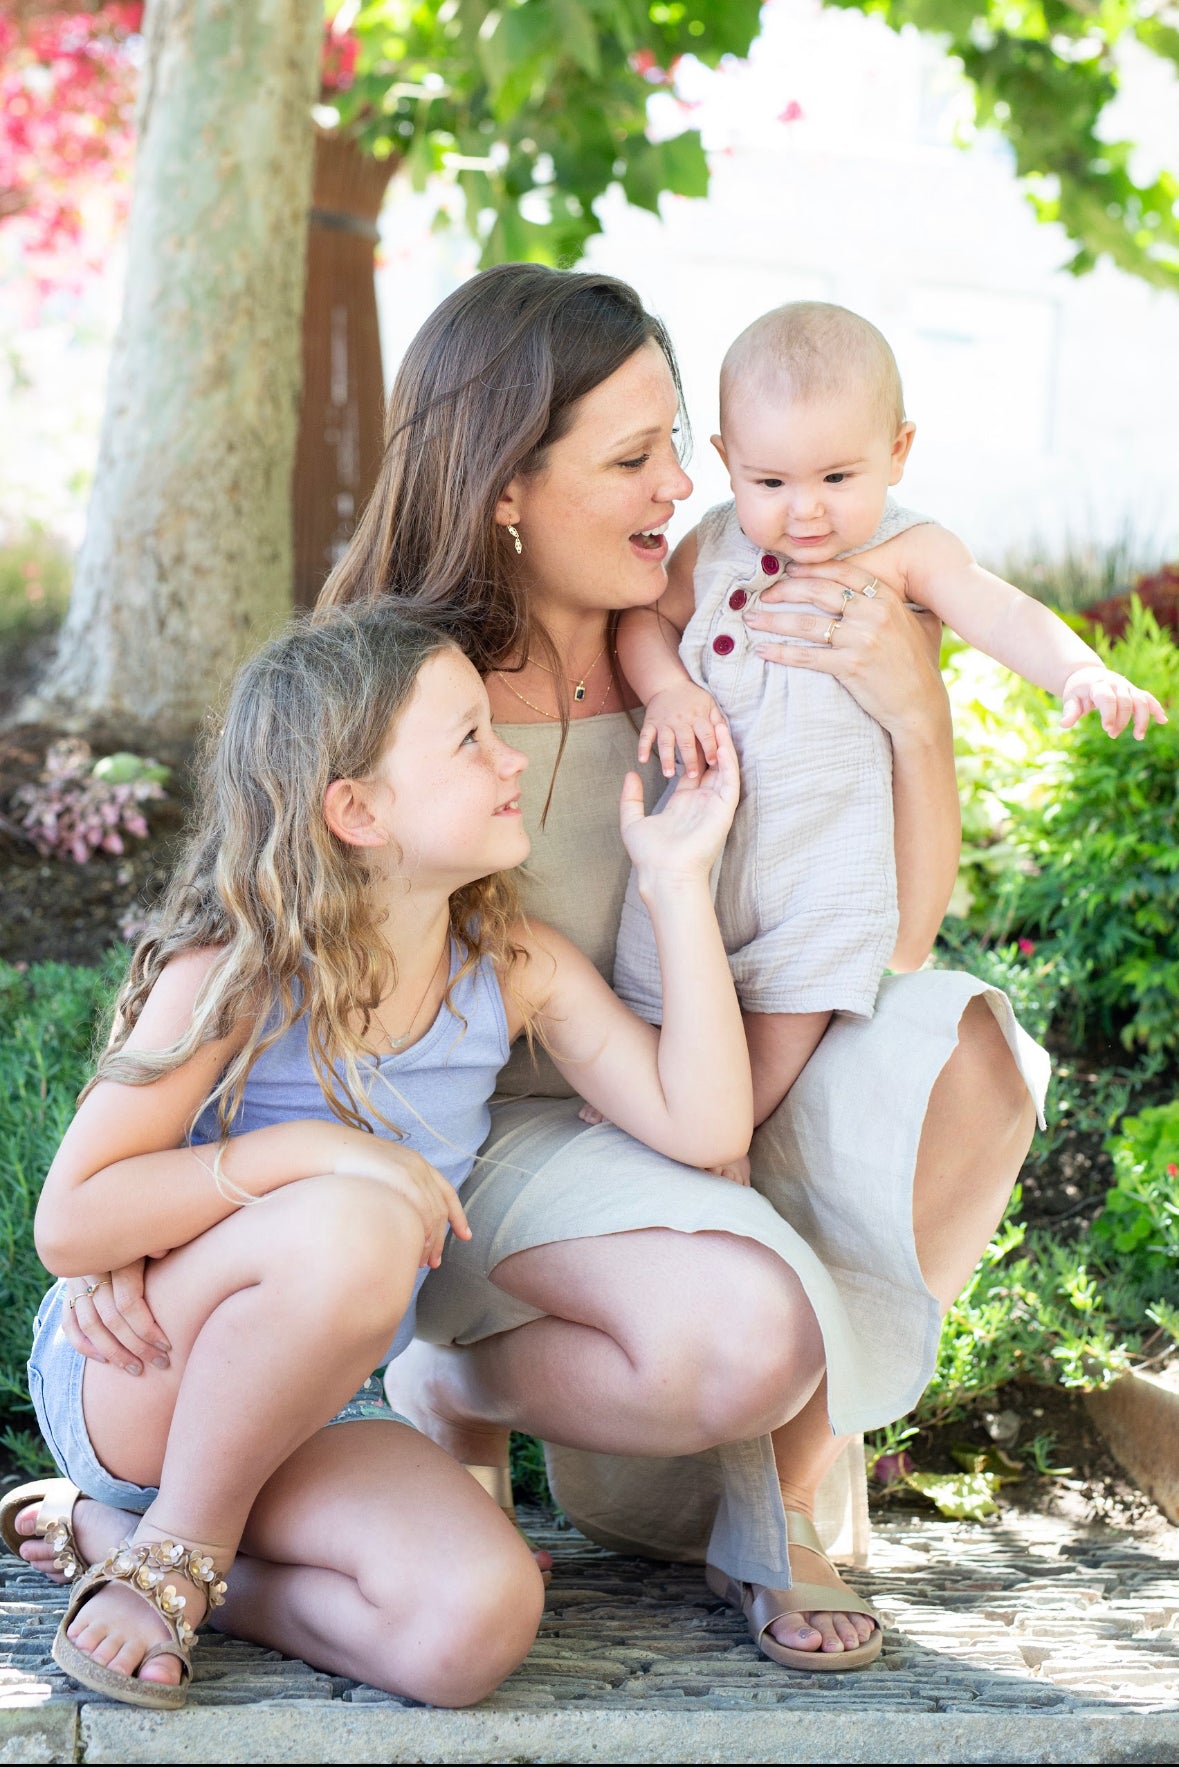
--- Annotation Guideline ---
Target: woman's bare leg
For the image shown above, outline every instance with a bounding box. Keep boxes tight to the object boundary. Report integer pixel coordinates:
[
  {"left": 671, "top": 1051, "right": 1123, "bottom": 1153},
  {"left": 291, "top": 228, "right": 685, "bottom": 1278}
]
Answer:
[
  {"left": 764, "top": 996, "right": 1037, "bottom": 1654},
  {"left": 63, "top": 1174, "right": 429, "bottom": 1690},
  {"left": 387, "top": 1227, "right": 824, "bottom": 1460}
]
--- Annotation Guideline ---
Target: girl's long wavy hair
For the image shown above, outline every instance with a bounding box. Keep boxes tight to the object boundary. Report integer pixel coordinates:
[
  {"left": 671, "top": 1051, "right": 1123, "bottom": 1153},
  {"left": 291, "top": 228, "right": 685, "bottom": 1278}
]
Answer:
[
  {"left": 319, "top": 263, "right": 686, "bottom": 737},
  {"left": 86, "top": 606, "right": 524, "bottom": 1147}
]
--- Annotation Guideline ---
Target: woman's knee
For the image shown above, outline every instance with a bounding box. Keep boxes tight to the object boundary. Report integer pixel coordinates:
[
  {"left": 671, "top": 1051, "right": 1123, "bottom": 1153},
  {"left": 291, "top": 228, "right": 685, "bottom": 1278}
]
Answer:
[{"left": 633, "top": 1242, "right": 825, "bottom": 1445}]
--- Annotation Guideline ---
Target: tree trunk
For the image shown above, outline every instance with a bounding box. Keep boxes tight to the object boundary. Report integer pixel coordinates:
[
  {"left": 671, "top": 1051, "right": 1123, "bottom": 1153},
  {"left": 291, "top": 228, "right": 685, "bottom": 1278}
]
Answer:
[
  {"left": 27, "top": 0, "right": 323, "bottom": 741},
  {"left": 293, "top": 129, "right": 398, "bottom": 609}
]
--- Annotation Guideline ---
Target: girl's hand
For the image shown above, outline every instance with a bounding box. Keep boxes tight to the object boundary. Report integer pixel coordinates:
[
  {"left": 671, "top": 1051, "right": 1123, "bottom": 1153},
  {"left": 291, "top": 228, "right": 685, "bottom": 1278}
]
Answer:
[
  {"left": 747, "top": 562, "right": 946, "bottom": 737},
  {"left": 329, "top": 1135, "right": 471, "bottom": 1269},
  {"left": 1061, "top": 664, "right": 1167, "bottom": 740},
  {"left": 708, "top": 1154, "right": 751, "bottom": 1186},
  {"left": 59, "top": 1260, "right": 172, "bottom": 1376},
  {"left": 638, "top": 684, "right": 726, "bottom": 781},
  {"left": 620, "top": 719, "right": 740, "bottom": 881}
]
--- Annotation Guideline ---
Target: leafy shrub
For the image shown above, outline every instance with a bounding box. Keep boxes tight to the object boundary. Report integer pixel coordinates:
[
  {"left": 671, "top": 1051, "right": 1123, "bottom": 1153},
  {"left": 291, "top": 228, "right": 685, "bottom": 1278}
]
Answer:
[
  {"left": 0, "top": 526, "right": 72, "bottom": 641},
  {"left": 13, "top": 739, "right": 169, "bottom": 863},
  {"left": 0, "top": 955, "right": 124, "bottom": 1472},
  {"left": 1091, "top": 1100, "right": 1179, "bottom": 1339},
  {"left": 1004, "top": 603, "right": 1179, "bottom": 1058}
]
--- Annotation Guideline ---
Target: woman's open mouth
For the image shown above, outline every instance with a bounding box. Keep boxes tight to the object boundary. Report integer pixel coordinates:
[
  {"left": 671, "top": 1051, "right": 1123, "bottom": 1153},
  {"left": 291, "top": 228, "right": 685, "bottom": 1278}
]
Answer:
[{"left": 630, "top": 521, "right": 669, "bottom": 559}]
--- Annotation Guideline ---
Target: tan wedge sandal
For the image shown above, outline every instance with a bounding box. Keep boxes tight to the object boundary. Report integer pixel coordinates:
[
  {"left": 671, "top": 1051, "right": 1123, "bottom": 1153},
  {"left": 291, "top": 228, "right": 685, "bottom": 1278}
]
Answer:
[
  {"left": 706, "top": 1510, "right": 882, "bottom": 1672},
  {"left": 0, "top": 1478, "right": 89, "bottom": 1582},
  {"left": 464, "top": 1463, "right": 552, "bottom": 1583},
  {"left": 51, "top": 1536, "right": 228, "bottom": 1711}
]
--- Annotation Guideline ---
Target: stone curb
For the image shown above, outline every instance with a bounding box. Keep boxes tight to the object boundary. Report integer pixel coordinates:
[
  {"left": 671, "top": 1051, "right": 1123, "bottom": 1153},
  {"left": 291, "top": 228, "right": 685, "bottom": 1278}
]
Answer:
[
  {"left": 0, "top": 1705, "right": 1174, "bottom": 1763},
  {"left": 1086, "top": 1368, "right": 1179, "bottom": 1524}
]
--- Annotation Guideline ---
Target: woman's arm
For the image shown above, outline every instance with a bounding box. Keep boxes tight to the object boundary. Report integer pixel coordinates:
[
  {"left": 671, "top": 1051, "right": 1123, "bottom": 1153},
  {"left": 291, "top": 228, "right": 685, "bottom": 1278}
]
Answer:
[
  {"left": 508, "top": 727, "right": 751, "bottom": 1167},
  {"left": 36, "top": 950, "right": 469, "bottom": 1276},
  {"left": 746, "top": 562, "right": 960, "bottom": 970}
]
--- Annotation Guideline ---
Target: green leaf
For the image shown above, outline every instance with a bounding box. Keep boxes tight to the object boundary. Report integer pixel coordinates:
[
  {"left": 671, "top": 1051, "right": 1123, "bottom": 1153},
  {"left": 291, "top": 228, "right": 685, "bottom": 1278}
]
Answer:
[{"left": 904, "top": 1471, "right": 1001, "bottom": 1520}]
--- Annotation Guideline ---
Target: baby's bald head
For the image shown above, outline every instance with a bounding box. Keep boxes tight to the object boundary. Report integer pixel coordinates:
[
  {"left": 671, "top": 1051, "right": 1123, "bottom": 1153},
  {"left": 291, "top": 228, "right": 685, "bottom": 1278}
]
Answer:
[{"left": 720, "top": 302, "right": 905, "bottom": 436}]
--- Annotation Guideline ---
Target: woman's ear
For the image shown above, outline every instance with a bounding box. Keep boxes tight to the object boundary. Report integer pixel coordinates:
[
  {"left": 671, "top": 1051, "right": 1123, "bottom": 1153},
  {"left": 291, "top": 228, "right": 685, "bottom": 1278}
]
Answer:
[
  {"left": 495, "top": 478, "right": 523, "bottom": 529},
  {"left": 323, "top": 777, "right": 388, "bottom": 848}
]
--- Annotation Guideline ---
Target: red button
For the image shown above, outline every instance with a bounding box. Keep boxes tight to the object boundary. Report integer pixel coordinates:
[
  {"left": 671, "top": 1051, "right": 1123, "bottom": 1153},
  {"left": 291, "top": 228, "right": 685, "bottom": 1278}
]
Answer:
[
  {"left": 761, "top": 554, "right": 780, "bottom": 575},
  {"left": 728, "top": 589, "right": 748, "bottom": 610},
  {"left": 713, "top": 634, "right": 735, "bottom": 656}
]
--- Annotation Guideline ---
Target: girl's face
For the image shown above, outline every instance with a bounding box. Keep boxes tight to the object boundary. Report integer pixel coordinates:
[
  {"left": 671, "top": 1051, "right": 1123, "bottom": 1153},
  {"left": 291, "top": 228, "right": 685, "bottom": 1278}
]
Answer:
[
  {"left": 499, "top": 340, "right": 693, "bottom": 620},
  {"left": 372, "top": 649, "right": 530, "bottom": 888}
]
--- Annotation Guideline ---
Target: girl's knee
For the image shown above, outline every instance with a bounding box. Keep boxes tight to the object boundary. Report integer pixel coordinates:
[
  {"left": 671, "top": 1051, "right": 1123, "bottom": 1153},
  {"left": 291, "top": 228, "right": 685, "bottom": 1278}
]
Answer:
[
  {"left": 394, "top": 1542, "right": 544, "bottom": 1706},
  {"left": 264, "top": 1175, "right": 424, "bottom": 1326}
]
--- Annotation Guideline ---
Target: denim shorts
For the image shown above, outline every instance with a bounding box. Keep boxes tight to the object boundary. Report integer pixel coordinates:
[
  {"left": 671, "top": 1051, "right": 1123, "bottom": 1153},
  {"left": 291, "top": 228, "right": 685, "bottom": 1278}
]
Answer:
[{"left": 27, "top": 1279, "right": 411, "bottom": 1515}]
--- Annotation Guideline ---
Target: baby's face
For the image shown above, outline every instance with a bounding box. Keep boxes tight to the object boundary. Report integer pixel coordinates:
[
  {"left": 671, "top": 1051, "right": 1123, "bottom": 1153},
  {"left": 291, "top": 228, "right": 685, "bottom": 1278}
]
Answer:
[{"left": 715, "top": 385, "right": 914, "bottom": 564}]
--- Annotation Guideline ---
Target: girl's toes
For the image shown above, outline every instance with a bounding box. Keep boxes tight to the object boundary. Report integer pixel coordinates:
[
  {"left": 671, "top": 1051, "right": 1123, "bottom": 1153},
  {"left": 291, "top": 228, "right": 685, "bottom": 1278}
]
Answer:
[
  {"left": 15, "top": 1503, "right": 41, "bottom": 1538},
  {"left": 137, "top": 1654, "right": 183, "bottom": 1686}
]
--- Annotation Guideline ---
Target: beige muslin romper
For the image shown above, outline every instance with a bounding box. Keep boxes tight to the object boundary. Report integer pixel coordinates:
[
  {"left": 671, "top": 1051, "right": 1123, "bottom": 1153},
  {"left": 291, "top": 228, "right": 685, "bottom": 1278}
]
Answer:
[
  {"left": 416, "top": 712, "right": 1049, "bottom": 1587},
  {"left": 615, "top": 497, "right": 932, "bottom": 1023}
]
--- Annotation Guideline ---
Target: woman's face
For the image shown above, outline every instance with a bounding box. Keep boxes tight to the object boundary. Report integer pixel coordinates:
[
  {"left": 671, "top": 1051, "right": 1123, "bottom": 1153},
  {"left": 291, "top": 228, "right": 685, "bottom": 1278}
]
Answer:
[{"left": 501, "top": 340, "right": 693, "bottom": 620}]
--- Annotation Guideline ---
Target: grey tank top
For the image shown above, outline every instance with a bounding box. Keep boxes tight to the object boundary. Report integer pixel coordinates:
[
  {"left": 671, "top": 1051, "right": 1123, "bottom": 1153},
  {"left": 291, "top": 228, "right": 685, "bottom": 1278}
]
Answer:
[{"left": 191, "top": 940, "right": 510, "bottom": 1361}]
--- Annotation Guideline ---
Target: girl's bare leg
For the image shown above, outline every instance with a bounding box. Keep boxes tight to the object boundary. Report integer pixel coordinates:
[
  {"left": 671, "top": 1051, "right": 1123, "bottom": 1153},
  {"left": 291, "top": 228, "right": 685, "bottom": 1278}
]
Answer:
[
  {"left": 63, "top": 1175, "right": 432, "bottom": 1691},
  {"left": 764, "top": 996, "right": 1037, "bottom": 1654}
]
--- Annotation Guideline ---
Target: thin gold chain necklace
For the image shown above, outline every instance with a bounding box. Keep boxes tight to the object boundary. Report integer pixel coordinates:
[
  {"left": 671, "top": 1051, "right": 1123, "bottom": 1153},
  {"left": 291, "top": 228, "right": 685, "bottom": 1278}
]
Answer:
[
  {"left": 373, "top": 943, "right": 447, "bottom": 1052},
  {"left": 495, "top": 662, "right": 614, "bottom": 720},
  {"left": 529, "top": 642, "right": 608, "bottom": 702}
]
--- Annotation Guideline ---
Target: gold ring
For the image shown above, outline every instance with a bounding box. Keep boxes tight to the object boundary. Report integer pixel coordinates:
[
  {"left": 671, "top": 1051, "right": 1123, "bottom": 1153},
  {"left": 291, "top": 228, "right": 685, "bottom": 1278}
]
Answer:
[
  {"left": 86, "top": 1280, "right": 110, "bottom": 1298},
  {"left": 842, "top": 587, "right": 856, "bottom": 603},
  {"left": 862, "top": 578, "right": 879, "bottom": 599},
  {"left": 823, "top": 618, "right": 841, "bottom": 646},
  {"left": 67, "top": 1291, "right": 83, "bottom": 1312}
]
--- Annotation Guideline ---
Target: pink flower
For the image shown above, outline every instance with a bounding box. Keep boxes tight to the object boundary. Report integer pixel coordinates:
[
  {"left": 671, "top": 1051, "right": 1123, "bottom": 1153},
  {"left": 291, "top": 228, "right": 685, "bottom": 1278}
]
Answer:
[
  {"left": 1018, "top": 938, "right": 1036, "bottom": 956},
  {"left": 777, "top": 100, "right": 804, "bottom": 123},
  {"left": 1167, "top": 1164, "right": 1178, "bottom": 1179}
]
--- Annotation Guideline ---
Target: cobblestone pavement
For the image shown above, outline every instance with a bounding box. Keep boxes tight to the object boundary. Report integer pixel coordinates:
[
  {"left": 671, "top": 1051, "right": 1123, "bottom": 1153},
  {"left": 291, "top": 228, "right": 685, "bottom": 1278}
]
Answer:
[{"left": 2, "top": 1506, "right": 1178, "bottom": 1759}]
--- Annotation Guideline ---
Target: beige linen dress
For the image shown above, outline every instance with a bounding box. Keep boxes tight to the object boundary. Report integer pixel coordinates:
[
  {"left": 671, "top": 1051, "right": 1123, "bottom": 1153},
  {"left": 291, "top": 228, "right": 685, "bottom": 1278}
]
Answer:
[{"left": 416, "top": 712, "right": 1049, "bottom": 1587}]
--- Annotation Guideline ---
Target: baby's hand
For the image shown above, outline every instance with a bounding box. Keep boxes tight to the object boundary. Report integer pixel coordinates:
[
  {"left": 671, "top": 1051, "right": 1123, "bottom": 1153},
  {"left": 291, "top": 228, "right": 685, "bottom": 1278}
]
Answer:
[
  {"left": 708, "top": 1154, "right": 751, "bottom": 1187},
  {"left": 638, "top": 683, "right": 727, "bottom": 780},
  {"left": 578, "top": 1102, "right": 609, "bottom": 1127},
  {"left": 1061, "top": 665, "right": 1167, "bottom": 741}
]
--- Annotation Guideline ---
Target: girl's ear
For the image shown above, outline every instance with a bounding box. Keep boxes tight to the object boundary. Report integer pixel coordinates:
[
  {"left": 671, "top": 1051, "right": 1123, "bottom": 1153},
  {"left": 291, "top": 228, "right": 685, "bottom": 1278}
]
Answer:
[{"left": 323, "top": 777, "right": 388, "bottom": 848}]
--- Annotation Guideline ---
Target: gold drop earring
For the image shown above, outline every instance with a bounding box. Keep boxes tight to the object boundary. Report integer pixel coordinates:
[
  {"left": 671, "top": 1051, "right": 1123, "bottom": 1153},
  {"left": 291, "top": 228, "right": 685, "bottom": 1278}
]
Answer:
[{"left": 507, "top": 524, "right": 523, "bottom": 556}]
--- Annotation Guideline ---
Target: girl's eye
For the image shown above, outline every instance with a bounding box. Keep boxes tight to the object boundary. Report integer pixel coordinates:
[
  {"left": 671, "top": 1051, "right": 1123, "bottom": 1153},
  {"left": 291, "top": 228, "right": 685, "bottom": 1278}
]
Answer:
[
  {"left": 760, "top": 478, "right": 783, "bottom": 489},
  {"left": 824, "top": 472, "right": 848, "bottom": 484},
  {"left": 619, "top": 453, "right": 650, "bottom": 471},
  {"left": 461, "top": 727, "right": 479, "bottom": 746}
]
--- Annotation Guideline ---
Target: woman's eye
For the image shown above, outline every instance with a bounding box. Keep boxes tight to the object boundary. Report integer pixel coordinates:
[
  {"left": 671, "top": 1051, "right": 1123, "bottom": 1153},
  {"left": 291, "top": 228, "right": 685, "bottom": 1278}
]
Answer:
[
  {"left": 824, "top": 472, "right": 848, "bottom": 484},
  {"left": 619, "top": 453, "right": 651, "bottom": 471}
]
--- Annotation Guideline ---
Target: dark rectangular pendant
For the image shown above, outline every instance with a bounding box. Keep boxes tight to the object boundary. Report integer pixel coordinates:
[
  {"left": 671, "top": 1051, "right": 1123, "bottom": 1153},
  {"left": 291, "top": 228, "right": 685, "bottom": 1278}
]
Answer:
[{"left": 574, "top": 683, "right": 586, "bottom": 701}]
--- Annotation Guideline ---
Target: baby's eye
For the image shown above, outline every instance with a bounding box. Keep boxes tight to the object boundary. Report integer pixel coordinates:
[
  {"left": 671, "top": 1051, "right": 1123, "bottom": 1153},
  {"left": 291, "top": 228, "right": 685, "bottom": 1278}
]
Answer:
[
  {"left": 461, "top": 727, "right": 480, "bottom": 746},
  {"left": 758, "top": 477, "right": 784, "bottom": 489},
  {"left": 824, "top": 472, "right": 848, "bottom": 484}
]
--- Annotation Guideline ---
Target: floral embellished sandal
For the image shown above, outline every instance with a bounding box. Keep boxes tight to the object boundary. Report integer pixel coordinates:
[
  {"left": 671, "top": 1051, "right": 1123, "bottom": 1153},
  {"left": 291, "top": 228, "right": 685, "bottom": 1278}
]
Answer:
[
  {"left": 464, "top": 1463, "right": 552, "bottom": 1584},
  {"left": 0, "top": 1478, "right": 89, "bottom": 1582},
  {"left": 51, "top": 1537, "right": 228, "bottom": 1711}
]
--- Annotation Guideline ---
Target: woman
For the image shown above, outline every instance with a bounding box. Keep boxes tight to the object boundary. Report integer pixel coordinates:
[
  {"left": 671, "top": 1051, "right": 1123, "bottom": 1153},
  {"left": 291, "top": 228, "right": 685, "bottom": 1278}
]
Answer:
[{"left": 316, "top": 264, "right": 1047, "bottom": 1669}]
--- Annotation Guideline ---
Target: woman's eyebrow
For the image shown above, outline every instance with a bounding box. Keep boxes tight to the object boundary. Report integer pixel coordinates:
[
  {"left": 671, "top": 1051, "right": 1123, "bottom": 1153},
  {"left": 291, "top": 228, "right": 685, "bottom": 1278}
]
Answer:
[
  {"left": 450, "top": 703, "right": 483, "bottom": 729},
  {"left": 608, "top": 425, "right": 662, "bottom": 451}
]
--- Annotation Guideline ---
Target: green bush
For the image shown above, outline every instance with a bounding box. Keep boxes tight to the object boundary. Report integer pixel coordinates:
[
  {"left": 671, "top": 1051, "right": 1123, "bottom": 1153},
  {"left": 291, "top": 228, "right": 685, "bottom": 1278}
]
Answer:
[
  {"left": 1005, "top": 604, "right": 1179, "bottom": 1058},
  {"left": 0, "top": 956, "right": 122, "bottom": 1473},
  {"left": 1091, "top": 1100, "right": 1179, "bottom": 1340},
  {"left": 0, "top": 527, "right": 72, "bottom": 641}
]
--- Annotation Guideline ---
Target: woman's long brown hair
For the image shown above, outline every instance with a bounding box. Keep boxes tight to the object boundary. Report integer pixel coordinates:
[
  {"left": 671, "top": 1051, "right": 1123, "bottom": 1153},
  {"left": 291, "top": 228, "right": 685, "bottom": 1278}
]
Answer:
[{"left": 319, "top": 263, "right": 686, "bottom": 731}]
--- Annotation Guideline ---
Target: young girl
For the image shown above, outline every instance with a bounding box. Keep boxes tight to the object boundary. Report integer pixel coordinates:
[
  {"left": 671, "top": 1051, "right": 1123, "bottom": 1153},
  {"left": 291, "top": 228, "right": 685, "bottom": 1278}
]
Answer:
[
  {"left": 1, "top": 605, "right": 748, "bottom": 1711},
  {"left": 613, "top": 300, "right": 1166, "bottom": 1126}
]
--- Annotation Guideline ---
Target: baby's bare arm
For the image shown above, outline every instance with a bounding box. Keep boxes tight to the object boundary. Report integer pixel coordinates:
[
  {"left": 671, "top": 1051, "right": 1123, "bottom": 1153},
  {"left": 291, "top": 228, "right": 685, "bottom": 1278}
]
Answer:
[{"left": 616, "top": 529, "right": 726, "bottom": 778}]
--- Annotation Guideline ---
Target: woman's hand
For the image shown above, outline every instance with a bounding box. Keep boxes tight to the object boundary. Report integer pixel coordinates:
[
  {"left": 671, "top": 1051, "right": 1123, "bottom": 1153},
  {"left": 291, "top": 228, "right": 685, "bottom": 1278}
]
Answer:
[
  {"left": 329, "top": 1134, "right": 471, "bottom": 1270},
  {"left": 746, "top": 561, "right": 947, "bottom": 738},
  {"left": 620, "top": 719, "right": 740, "bottom": 882},
  {"left": 59, "top": 1260, "right": 172, "bottom": 1376}
]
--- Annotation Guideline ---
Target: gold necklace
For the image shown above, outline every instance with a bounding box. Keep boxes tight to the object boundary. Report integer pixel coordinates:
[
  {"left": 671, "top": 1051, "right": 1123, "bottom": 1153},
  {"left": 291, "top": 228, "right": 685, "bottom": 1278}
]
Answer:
[
  {"left": 373, "top": 944, "right": 447, "bottom": 1052},
  {"left": 530, "top": 642, "right": 607, "bottom": 703},
  {"left": 495, "top": 665, "right": 615, "bottom": 720}
]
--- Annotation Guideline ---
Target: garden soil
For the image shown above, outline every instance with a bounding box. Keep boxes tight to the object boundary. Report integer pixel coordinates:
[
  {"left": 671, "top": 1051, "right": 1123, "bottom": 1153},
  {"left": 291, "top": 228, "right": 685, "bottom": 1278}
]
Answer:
[{"left": 0, "top": 714, "right": 1169, "bottom": 1540}]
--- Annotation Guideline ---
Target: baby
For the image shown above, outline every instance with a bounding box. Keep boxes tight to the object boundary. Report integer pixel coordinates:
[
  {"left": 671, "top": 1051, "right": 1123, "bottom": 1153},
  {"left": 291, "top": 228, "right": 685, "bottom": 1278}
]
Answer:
[{"left": 612, "top": 301, "right": 1166, "bottom": 1127}]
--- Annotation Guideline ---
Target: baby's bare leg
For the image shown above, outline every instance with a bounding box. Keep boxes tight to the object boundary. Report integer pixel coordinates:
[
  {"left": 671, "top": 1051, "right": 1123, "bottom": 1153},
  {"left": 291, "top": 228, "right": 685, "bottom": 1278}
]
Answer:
[{"left": 743, "top": 1010, "right": 832, "bottom": 1126}]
